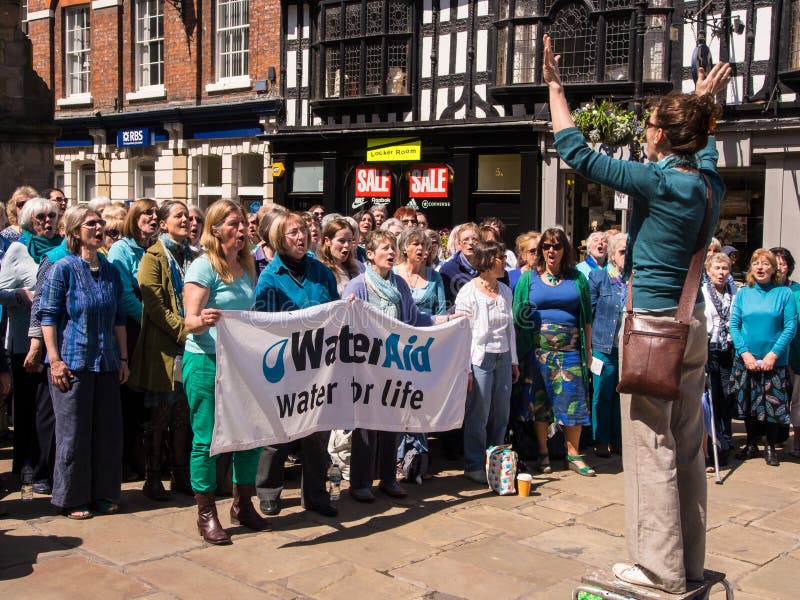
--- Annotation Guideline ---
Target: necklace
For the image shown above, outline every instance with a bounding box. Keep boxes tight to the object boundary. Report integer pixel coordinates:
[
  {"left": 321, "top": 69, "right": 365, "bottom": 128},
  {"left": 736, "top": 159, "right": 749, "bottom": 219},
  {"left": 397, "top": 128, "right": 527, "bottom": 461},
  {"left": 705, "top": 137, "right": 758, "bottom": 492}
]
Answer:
[
  {"left": 477, "top": 277, "right": 499, "bottom": 294},
  {"left": 544, "top": 271, "right": 561, "bottom": 286},
  {"left": 405, "top": 265, "right": 422, "bottom": 288}
]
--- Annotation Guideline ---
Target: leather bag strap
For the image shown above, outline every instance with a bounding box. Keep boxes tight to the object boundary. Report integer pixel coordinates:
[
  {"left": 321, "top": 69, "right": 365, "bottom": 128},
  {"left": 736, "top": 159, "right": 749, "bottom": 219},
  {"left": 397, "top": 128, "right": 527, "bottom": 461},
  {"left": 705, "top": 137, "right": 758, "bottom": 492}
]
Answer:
[{"left": 624, "top": 175, "right": 712, "bottom": 322}]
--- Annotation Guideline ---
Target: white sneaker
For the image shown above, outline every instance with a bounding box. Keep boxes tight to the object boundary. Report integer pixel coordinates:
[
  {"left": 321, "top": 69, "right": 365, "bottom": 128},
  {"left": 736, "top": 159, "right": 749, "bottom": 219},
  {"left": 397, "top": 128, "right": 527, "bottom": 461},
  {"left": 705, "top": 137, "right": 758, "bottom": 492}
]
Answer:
[
  {"left": 612, "top": 563, "right": 663, "bottom": 591},
  {"left": 464, "top": 470, "right": 487, "bottom": 483}
]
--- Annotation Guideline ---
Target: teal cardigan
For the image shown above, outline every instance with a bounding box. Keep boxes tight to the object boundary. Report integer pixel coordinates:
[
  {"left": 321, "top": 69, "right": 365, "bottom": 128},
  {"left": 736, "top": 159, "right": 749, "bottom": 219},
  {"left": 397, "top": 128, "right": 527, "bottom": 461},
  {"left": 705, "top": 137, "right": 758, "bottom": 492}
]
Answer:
[
  {"left": 513, "top": 268, "right": 592, "bottom": 385},
  {"left": 554, "top": 127, "right": 725, "bottom": 311}
]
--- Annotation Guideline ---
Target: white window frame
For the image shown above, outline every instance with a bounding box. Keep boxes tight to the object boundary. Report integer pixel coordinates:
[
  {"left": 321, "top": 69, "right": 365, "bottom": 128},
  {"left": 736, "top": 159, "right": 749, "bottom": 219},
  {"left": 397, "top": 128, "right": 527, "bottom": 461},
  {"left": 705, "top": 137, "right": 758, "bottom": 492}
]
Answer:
[
  {"left": 136, "top": 161, "right": 156, "bottom": 199},
  {"left": 134, "top": 0, "right": 164, "bottom": 91},
  {"left": 238, "top": 153, "right": 264, "bottom": 197},
  {"left": 65, "top": 7, "right": 91, "bottom": 97},
  {"left": 215, "top": 0, "right": 249, "bottom": 81},
  {"left": 78, "top": 163, "right": 96, "bottom": 204}
]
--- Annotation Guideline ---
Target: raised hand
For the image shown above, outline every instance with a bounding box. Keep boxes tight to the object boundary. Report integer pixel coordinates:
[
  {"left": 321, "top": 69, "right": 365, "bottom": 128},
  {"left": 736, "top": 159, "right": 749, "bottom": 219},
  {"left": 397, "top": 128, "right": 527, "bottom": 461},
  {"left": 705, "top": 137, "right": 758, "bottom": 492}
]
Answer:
[
  {"left": 542, "top": 34, "right": 563, "bottom": 91},
  {"left": 695, "top": 62, "right": 732, "bottom": 97}
]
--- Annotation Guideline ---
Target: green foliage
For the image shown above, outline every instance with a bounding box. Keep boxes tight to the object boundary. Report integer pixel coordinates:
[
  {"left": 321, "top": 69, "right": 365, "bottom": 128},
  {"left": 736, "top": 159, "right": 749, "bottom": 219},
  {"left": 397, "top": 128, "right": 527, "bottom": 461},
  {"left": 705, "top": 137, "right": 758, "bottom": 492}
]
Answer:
[{"left": 571, "top": 100, "right": 646, "bottom": 148}]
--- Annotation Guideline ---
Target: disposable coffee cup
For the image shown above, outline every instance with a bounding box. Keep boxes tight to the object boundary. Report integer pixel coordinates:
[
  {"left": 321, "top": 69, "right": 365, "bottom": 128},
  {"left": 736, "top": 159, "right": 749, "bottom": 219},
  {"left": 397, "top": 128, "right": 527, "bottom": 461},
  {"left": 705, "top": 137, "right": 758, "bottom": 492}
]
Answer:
[{"left": 517, "top": 473, "right": 533, "bottom": 497}]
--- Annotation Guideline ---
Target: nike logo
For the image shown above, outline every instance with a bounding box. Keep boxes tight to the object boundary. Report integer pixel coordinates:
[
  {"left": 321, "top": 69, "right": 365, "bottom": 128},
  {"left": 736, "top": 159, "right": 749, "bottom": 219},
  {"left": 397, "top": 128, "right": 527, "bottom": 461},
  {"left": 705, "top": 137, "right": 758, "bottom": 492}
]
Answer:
[
  {"left": 262, "top": 338, "right": 288, "bottom": 383},
  {"left": 352, "top": 198, "right": 367, "bottom": 210}
]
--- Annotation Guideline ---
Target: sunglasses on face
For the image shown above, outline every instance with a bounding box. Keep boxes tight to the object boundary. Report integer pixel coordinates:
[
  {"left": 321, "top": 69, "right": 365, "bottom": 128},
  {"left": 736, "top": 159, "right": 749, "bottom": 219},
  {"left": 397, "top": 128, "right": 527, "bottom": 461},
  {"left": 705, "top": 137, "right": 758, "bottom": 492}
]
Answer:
[
  {"left": 312, "top": 211, "right": 324, "bottom": 217},
  {"left": 542, "top": 243, "right": 563, "bottom": 251},
  {"left": 645, "top": 118, "right": 659, "bottom": 129},
  {"left": 34, "top": 212, "right": 57, "bottom": 221},
  {"left": 82, "top": 219, "right": 106, "bottom": 228},
  {"left": 141, "top": 208, "right": 157, "bottom": 216},
  {"left": 105, "top": 229, "right": 121, "bottom": 239}
]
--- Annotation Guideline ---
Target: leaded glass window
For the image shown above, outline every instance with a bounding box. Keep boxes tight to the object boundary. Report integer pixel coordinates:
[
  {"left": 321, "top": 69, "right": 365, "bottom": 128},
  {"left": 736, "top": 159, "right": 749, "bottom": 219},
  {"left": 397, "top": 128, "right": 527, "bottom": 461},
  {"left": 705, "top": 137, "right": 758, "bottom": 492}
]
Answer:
[{"left": 319, "top": 0, "right": 412, "bottom": 98}]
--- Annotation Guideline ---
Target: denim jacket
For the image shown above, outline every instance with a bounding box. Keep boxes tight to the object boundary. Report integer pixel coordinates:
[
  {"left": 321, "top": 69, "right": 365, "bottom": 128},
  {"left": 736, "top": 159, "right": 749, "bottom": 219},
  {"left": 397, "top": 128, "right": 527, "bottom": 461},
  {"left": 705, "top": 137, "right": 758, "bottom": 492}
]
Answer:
[{"left": 589, "top": 269, "right": 626, "bottom": 354}]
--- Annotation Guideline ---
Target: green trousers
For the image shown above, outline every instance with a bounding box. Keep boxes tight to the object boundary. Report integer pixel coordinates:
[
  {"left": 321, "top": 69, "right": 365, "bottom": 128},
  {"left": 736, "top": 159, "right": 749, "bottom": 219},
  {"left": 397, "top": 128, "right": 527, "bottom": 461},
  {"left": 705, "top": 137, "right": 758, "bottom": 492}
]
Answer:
[{"left": 183, "top": 351, "right": 261, "bottom": 493}]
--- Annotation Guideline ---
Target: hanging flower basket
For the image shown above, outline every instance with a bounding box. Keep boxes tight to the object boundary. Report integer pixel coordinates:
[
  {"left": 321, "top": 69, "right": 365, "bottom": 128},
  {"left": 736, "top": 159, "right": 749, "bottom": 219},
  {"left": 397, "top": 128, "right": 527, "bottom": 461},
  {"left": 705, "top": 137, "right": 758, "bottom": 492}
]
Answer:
[{"left": 571, "top": 100, "right": 647, "bottom": 159}]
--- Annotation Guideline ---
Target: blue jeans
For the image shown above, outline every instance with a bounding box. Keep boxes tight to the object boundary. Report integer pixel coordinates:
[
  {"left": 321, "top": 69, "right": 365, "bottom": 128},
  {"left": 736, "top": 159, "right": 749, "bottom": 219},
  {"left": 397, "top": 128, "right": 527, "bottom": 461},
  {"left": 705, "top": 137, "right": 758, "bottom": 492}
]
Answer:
[{"left": 464, "top": 351, "right": 512, "bottom": 472}]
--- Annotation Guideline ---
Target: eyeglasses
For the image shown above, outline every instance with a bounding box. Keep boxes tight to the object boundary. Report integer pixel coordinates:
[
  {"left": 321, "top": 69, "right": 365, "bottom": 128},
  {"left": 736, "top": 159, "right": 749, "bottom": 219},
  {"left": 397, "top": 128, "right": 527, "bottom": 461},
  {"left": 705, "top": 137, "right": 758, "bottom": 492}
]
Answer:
[
  {"left": 645, "top": 118, "right": 659, "bottom": 129},
  {"left": 402, "top": 219, "right": 418, "bottom": 225},
  {"left": 52, "top": 196, "right": 67, "bottom": 204},
  {"left": 542, "top": 243, "right": 564, "bottom": 251},
  {"left": 34, "top": 212, "right": 57, "bottom": 221},
  {"left": 141, "top": 208, "right": 157, "bottom": 216},
  {"left": 284, "top": 228, "right": 308, "bottom": 238},
  {"left": 460, "top": 236, "right": 479, "bottom": 244},
  {"left": 82, "top": 219, "right": 106, "bottom": 228},
  {"left": 312, "top": 211, "right": 324, "bottom": 218},
  {"left": 105, "top": 228, "right": 121, "bottom": 239}
]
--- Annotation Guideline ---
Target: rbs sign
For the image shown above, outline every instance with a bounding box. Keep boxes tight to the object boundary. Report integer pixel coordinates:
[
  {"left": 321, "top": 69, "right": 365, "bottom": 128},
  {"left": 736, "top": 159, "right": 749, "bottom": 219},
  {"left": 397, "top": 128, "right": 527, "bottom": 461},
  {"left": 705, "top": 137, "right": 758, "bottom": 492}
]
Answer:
[{"left": 117, "top": 128, "right": 151, "bottom": 147}]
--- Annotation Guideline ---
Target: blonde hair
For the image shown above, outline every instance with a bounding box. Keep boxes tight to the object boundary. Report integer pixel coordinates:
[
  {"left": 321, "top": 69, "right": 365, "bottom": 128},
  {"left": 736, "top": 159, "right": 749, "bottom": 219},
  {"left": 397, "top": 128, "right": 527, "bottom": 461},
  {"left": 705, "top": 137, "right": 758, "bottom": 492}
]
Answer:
[
  {"left": 745, "top": 248, "right": 779, "bottom": 287},
  {"left": 64, "top": 205, "right": 100, "bottom": 254},
  {"left": 514, "top": 231, "right": 541, "bottom": 267},
  {"left": 268, "top": 212, "right": 307, "bottom": 255},
  {"left": 200, "top": 199, "right": 255, "bottom": 284},
  {"left": 705, "top": 251, "right": 731, "bottom": 271},
  {"left": 7, "top": 186, "right": 38, "bottom": 226}
]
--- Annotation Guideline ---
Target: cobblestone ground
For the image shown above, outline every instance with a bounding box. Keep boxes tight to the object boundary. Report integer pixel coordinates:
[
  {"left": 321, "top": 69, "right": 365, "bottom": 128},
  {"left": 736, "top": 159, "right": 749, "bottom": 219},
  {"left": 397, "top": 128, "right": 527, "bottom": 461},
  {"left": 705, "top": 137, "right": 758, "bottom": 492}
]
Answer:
[{"left": 1, "top": 431, "right": 798, "bottom": 599}]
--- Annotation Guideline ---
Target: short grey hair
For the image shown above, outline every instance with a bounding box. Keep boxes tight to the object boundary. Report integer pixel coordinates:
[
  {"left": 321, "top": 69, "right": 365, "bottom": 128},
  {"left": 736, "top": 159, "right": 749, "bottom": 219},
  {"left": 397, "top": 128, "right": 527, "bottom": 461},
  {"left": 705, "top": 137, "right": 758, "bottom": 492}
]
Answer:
[
  {"left": 586, "top": 231, "right": 607, "bottom": 247},
  {"left": 397, "top": 226, "right": 430, "bottom": 257},
  {"left": 607, "top": 232, "right": 627, "bottom": 260},
  {"left": 18, "top": 197, "right": 58, "bottom": 233},
  {"left": 380, "top": 218, "right": 403, "bottom": 231}
]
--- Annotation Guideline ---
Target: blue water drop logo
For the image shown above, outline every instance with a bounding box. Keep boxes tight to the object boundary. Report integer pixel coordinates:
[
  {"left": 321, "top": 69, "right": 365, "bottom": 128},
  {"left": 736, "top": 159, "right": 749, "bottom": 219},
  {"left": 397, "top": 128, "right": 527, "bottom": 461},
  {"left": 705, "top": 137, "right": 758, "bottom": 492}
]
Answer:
[{"left": 262, "top": 338, "right": 288, "bottom": 383}]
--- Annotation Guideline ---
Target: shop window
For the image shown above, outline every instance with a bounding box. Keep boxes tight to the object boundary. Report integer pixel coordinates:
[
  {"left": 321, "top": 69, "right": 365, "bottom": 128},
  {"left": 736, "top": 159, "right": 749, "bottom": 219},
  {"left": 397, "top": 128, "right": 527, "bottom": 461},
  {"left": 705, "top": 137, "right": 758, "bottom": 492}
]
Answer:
[
  {"left": 318, "top": 0, "right": 411, "bottom": 98},
  {"left": 292, "top": 161, "right": 324, "bottom": 193},
  {"left": 198, "top": 155, "right": 223, "bottom": 198},
  {"left": 65, "top": 7, "right": 91, "bottom": 97},
  {"left": 477, "top": 155, "right": 521, "bottom": 192},
  {"left": 79, "top": 163, "right": 95, "bottom": 204},
  {"left": 135, "top": 0, "right": 164, "bottom": 89},
  {"left": 216, "top": 0, "right": 249, "bottom": 80},
  {"left": 136, "top": 162, "right": 156, "bottom": 199},
  {"left": 238, "top": 153, "right": 264, "bottom": 196}
]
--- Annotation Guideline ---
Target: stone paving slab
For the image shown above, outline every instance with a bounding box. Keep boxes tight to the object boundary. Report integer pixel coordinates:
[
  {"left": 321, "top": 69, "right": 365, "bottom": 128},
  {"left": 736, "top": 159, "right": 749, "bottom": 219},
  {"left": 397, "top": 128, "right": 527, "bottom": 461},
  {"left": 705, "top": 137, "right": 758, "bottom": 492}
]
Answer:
[
  {"left": 126, "top": 556, "right": 280, "bottom": 599},
  {"left": 35, "top": 513, "right": 204, "bottom": 565},
  {"left": 390, "top": 554, "right": 532, "bottom": 600},
  {"left": 705, "top": 522, "right": 798, "bottom": 565},
  {"left": 0, "top": 555, "right": 150, "bottom": 597},
  {"left": 287, "top": 561, "right": 423, "bottom": 600},
  {"left": 737, "top": 554, "right": 800, "bottom": 599},
  {"left": 520, "top": 523, "right": 627, "bottom": 568},
  {"left": 448, "top": 503, "right": 552, "bottom": 537}
]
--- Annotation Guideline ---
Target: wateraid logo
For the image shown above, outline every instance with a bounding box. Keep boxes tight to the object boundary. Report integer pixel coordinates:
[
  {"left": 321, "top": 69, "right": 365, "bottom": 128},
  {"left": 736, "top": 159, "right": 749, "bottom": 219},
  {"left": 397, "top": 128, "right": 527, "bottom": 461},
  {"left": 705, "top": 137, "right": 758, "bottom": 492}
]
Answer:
[
  {"left": 261, "top": 326, "right": 433, "bottom": 385},
  {"left": 262, "top": 339, "right": 288, "bottom": 383}
]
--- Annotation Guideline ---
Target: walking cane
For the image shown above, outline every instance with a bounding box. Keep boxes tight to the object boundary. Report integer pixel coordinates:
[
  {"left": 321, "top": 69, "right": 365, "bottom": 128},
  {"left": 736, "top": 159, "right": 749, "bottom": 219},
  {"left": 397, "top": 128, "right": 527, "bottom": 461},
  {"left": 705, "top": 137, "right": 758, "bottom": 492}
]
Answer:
[{"left": 706, "top": 374, "right": 723, "bottom": 485}]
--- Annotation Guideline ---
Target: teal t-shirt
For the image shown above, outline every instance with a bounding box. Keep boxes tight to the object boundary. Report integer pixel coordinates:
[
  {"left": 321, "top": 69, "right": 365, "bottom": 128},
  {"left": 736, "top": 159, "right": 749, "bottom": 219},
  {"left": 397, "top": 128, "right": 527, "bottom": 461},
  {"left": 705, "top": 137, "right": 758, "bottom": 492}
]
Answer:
[{"left": 184, "top": 255, "right": 254, "bottom": 355}]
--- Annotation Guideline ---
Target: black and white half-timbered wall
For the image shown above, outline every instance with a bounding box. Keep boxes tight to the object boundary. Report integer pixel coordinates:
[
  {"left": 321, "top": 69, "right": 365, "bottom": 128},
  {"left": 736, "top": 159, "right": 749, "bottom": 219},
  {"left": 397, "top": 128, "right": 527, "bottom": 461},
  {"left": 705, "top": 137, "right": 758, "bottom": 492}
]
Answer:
[{"left": 266, "top": 0, "right": 800, "bottom": 254}]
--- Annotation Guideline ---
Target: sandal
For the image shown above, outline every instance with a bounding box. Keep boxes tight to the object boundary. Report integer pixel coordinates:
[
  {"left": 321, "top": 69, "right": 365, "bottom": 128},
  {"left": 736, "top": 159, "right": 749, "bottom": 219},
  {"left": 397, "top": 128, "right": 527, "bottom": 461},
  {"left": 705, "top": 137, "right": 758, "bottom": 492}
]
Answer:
[
  {"left": 566, "top": 454, "right": 596, "bottom": 477},
  {"left": 91, "top": 500, "right": 119, "bottom": 515},
  {"left": 63, "top": 505, "right": 93, "bottom": 520},
  {"left": 537, "top": 453, "right": 553, "bottom": 474}
]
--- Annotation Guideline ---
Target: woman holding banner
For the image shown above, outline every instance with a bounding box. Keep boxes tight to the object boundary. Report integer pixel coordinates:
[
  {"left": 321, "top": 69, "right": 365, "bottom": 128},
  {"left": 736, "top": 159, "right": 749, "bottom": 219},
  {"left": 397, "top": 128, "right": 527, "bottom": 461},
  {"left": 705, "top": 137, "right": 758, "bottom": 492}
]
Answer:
[
  {"left": 183, "top": 199, "right": 269, "bottom": 545},
  {"left": 343, "top": 230, "right": 458, "bottom": 502},
  {"left": 253, "top": 211, "right": 341, "bottom": 518},
  {"left": 455, "top": 240, "right": 519, "bottom": 483}
]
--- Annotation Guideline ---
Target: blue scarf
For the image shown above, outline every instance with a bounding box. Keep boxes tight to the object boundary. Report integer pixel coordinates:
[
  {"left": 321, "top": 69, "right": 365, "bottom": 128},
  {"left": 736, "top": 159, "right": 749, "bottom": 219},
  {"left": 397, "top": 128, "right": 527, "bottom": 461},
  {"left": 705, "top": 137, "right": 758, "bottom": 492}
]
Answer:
[
  {"left": 21, "top": 231, "right": 63, "bottom": 265},
  {"left": 365, "top": 267, "right": 401, "bottom": 320},
  {"left": 457, "top": 252, "right": 478, "bottom": 277},
  {"left": 159, "top": 234, "right": 192, "bottom": 317},
  {"left": 584, "top": 255, "right": 606, "bottom": 271}
]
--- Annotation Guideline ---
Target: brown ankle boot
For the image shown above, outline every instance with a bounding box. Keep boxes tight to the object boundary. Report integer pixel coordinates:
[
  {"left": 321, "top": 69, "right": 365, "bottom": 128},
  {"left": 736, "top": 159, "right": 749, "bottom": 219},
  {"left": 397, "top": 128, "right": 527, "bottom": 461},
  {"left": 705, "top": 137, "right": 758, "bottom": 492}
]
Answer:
[
  {"left": 230, "top": 484, "right": 271, "bottom": 531},
  {"left": 195, "top": 493, "right": 231, "bottom": 545}
]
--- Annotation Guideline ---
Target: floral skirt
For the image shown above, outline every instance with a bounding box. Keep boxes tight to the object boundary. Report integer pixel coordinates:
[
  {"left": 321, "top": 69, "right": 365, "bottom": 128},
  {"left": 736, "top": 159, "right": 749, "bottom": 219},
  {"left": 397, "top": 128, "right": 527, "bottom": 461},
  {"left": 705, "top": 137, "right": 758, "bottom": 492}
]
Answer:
[
  {"left": 731, "top": 355, "right": 792, "bottom": 425},
  {"left": 520, "top": 324, "right": 590, "bottom": 426}
]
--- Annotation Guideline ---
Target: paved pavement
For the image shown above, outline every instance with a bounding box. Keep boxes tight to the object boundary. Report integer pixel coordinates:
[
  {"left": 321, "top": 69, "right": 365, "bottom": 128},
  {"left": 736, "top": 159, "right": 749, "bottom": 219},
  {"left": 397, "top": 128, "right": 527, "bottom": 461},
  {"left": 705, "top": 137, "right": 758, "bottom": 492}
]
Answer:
[{"left": 1, "top": 434, "right": 799, "bottom": 599}]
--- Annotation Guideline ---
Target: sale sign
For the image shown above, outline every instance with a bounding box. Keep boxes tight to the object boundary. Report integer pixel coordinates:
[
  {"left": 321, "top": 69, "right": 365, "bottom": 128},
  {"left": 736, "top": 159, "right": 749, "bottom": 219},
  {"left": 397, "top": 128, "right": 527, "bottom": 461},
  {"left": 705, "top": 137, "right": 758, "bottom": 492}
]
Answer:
[
  {"left": 355, "top": 167, "right": 392, "bottom": 197},
  {"left": 409, "top": 165, "right": 449, "bottom": 198}
]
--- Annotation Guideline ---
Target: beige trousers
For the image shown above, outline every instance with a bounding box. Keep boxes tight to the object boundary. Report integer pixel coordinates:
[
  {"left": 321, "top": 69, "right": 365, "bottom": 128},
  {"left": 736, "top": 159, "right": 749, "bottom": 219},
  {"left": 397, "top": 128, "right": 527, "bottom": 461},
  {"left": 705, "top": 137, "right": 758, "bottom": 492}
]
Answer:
[{"left": 619, "top": 306, "right": 707, "bottom": 594}]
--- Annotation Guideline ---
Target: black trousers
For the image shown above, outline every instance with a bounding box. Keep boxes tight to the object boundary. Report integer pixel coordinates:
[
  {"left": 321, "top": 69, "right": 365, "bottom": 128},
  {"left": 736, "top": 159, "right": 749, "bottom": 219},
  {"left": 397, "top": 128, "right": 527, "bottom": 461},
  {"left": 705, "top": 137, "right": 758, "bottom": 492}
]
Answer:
[
  {"left": 11, "top": 354, "right": 44, "bottom": 474},
  {"left": 255, "top": 431, "right": 330, "bottom": 508},
  {"left": 349, "top": 429, "right": 399, "bottom": 490},
  {"left": 707, "top": 347, "right": 736, "bottom": 448},
  {"left": 33, "top": 369, "right": 56, "bottom": 484}
]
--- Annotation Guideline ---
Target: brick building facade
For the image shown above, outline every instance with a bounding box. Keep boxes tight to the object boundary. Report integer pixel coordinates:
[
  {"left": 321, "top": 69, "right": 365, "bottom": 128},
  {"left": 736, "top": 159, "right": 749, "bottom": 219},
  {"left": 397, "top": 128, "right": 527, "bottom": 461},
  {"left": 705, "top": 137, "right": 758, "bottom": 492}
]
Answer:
[{"left": 26, "top": 0, "right": 282, "bottom": 210}]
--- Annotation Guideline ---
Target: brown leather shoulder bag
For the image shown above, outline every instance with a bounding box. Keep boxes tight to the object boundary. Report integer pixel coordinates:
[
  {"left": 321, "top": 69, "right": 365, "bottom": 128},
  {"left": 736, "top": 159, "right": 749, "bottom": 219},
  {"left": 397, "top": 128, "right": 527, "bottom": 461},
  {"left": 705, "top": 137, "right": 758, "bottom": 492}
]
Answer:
[{"left": 616, "top": 177, "right": 711, "bottom": 401}]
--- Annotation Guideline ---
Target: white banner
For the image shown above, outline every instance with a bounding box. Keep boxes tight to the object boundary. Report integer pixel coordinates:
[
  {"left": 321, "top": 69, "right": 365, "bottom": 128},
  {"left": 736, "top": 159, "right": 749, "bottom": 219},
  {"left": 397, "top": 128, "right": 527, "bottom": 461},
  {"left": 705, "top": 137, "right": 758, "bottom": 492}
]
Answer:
[{"left": 211, "top": 299, "right": 472, "bottom": 455}]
